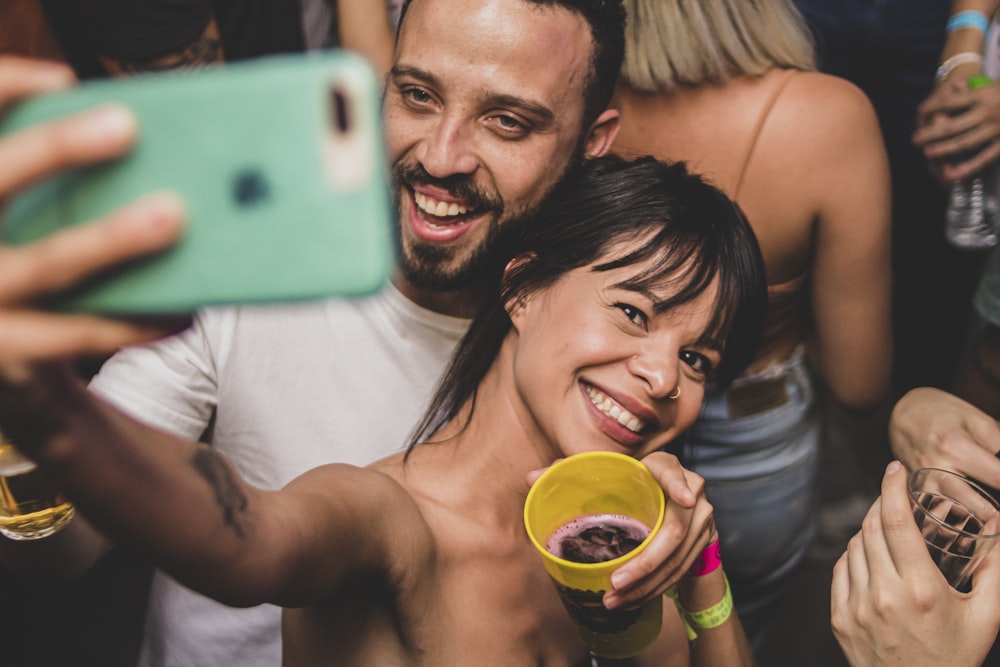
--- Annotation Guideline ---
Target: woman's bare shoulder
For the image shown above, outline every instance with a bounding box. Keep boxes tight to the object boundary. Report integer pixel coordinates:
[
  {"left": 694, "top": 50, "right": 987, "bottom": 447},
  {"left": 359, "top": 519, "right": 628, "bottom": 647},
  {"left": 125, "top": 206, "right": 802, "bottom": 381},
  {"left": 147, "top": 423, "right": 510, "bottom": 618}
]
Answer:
[{"left": 771, "top": 70, "right": 881, "bottom": 138}]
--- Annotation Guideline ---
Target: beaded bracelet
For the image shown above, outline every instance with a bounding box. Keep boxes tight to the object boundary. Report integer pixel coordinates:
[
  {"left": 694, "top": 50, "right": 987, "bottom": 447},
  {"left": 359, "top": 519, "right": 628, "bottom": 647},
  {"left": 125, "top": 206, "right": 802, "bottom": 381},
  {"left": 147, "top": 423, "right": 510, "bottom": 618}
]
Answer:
[
  {"left": 664, "top": 573, "right": 734, "bottom": 641},
  {"left": 936, "top": 52, "right": 984, "bottom": 83},
  {"left": 947, "top": 10, "right": 990, "bottom": 34}
]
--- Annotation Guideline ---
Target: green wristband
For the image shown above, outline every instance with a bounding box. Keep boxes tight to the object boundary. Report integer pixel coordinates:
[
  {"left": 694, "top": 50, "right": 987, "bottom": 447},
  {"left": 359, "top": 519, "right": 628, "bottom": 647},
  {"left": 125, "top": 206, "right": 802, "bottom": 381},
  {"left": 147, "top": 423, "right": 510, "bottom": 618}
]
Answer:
[
  {"left": 665, "top": 572, "right": 734, "bottom": 641},
  {"left": 684, "top": 572, "right": 733, "bottom": 631}
]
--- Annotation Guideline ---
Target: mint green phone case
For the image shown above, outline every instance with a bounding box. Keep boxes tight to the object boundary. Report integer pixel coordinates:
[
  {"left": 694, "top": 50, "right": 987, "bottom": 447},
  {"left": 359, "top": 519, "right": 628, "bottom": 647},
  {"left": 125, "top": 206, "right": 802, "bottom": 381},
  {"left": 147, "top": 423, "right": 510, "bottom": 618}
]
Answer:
[{"left": 0, "top": 51, "right": 394, "bottom": 314}]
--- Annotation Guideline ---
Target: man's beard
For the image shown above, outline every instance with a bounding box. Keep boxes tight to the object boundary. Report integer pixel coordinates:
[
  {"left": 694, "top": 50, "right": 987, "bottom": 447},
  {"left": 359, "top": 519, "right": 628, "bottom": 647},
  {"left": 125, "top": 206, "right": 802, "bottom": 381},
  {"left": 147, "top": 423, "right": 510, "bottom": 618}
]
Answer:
[
  {"left": 391, "top": 142, "right": 584, "bottom": 291},
  {"left": 392, "top": 161, "right": 509, "bottom": 291}
]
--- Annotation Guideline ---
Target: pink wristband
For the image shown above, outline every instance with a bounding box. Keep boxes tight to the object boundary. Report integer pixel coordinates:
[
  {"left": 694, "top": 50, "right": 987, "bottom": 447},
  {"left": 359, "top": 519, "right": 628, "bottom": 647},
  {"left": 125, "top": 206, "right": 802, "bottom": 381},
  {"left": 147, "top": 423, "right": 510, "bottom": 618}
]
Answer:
[{"left": 689, "top": 538, "right": 722, "bottom": 577}]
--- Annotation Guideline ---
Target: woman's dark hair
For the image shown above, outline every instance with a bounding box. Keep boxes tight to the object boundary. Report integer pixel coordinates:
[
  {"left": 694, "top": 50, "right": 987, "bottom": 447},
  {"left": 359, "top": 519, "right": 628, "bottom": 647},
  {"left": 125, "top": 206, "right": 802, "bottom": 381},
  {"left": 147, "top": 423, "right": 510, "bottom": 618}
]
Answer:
[{"left": 408, "top": 154, "right": 767, "bottom": 448}]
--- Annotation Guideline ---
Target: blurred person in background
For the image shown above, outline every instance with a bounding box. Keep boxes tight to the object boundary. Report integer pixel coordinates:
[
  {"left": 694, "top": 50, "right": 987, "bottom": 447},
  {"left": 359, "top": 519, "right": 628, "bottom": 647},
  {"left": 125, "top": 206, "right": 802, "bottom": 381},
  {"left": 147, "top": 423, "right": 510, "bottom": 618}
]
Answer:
[{"left": 612, "top": 0, "right": 892, "bottom": 652}]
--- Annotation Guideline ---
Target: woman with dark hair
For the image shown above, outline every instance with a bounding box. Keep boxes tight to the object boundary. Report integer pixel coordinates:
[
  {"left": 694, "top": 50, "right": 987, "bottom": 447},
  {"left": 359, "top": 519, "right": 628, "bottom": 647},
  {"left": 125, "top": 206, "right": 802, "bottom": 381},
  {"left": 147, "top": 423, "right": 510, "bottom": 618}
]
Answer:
[
  {"left": 410, "top": 154, "right": 767, "bottom": 450},
  {"left": 1, "top": 155, "right": 766, "bottom": 666}
]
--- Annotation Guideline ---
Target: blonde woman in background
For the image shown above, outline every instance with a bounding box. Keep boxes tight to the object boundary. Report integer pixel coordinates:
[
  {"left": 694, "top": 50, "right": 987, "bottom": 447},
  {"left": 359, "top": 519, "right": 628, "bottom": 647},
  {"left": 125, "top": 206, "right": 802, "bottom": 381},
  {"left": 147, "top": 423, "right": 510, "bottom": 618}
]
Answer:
[{"left": 613, "top": 0, "right": 893, "bottom": 651}]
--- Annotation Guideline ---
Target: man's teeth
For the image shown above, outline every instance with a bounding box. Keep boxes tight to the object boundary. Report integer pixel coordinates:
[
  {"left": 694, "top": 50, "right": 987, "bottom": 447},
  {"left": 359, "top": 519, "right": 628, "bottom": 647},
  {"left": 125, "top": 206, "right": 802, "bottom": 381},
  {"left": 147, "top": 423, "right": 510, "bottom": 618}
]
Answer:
[
  {"left": 414, "top": 191, "right": 469, "bottom": 218},
  {"left": 585, "top": 385, "right": 645, "bottom": 433}
]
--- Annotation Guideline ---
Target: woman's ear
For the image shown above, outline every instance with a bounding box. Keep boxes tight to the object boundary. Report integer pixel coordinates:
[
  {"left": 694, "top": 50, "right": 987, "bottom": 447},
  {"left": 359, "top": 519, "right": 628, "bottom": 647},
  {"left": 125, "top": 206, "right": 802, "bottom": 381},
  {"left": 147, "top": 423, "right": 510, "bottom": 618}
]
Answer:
[{"left": 502, "top": 252, "right": 537, "bottom": 323}]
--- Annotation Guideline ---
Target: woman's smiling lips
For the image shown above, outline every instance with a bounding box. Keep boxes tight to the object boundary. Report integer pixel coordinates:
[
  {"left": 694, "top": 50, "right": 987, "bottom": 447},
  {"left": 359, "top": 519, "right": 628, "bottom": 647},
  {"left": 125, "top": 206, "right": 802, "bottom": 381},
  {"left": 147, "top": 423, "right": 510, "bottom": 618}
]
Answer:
[{"left": 580, "top": 381, "right": 660, "bottom": 447}]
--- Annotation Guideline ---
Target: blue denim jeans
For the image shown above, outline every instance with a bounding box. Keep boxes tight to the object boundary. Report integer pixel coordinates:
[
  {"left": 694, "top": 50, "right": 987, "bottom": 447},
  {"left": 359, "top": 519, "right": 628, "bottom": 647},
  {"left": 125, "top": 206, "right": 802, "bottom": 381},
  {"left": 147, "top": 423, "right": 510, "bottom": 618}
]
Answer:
[{"left": 681, "top": 351, "right": 820, "bottom": 648}]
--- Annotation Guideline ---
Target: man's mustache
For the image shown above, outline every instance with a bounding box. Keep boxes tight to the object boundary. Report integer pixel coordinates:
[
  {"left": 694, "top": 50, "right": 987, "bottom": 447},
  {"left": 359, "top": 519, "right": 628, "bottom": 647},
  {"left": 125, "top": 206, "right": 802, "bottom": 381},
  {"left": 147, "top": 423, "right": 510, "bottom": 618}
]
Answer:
[{"left": 393, "top": 162, "right": 503, "bottom": 213}]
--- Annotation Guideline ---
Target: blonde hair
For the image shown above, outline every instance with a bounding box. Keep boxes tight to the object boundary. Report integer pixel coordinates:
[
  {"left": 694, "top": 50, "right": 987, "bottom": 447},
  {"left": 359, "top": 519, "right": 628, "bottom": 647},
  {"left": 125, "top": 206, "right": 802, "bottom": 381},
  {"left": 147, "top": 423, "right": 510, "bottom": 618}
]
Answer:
[{"left": 621, "top": 0, "right": 816, "bottom": 93}]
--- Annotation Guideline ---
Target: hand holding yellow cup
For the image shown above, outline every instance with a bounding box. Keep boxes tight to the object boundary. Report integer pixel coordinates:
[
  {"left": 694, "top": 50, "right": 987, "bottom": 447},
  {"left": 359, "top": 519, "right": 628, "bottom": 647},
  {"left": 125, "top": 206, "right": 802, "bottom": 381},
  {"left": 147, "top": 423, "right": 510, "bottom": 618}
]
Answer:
[{"left": 523, "top": 451, "right": 666, "bottom": 658}]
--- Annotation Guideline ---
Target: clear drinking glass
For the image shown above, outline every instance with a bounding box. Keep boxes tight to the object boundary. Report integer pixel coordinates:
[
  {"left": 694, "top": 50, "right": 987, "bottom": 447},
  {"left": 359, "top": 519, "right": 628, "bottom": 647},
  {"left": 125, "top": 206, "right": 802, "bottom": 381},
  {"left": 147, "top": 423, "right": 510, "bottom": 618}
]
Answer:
[
  {"left": 908, "top": 467, "right": 1000, "bottom": 592},
  {"left": 0, "top": 430, "right": 74, "bottom": 540}
]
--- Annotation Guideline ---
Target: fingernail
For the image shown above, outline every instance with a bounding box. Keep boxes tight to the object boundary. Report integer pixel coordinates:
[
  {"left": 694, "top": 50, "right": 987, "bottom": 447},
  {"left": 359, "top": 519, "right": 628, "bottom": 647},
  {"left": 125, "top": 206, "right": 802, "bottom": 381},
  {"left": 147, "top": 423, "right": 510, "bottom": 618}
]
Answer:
[
  {"left": 611, "top": 571, "right": 631, "bottom": 590},
  {"left": 129, "top": 192, "right": 186, "bottom": 232},
  {"left": 886, "top": 460, "right": 902, "bottom": 475},
  {"left": 35, "top": 60, "right": 74, "bottom": 84},
  {"left": 84, "top": 104, "right": 136, "bottom": 140}
]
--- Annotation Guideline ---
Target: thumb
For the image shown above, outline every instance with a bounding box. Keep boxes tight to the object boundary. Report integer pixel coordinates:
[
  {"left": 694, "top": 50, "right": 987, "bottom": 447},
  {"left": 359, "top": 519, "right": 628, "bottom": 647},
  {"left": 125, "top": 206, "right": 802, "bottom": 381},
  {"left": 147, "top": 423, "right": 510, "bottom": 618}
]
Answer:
[{"left": 525, "top": 458, "right": 562, "bottom": 487}]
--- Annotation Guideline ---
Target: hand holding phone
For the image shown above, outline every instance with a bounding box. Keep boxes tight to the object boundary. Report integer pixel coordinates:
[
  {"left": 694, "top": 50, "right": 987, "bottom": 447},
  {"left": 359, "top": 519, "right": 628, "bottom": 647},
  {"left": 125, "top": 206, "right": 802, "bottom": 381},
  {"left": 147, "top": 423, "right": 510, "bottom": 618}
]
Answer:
[{"left": 0, "top": 51, "right": 393, "bottom": 314}]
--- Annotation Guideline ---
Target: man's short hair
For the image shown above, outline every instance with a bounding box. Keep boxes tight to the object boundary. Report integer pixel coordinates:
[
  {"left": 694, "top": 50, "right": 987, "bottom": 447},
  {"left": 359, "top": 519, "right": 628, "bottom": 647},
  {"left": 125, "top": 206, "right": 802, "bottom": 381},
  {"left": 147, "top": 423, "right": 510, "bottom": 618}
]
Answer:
[{"left": 397, "top": 0, "right": 625, "bottom": 128}]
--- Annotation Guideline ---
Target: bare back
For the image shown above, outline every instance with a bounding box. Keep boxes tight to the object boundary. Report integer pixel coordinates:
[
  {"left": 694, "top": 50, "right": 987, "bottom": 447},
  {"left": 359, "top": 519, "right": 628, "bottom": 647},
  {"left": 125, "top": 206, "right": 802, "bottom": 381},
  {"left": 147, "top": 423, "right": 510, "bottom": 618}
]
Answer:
[{"left": 613, "top": 69, "right": 892, "bottom": 407}]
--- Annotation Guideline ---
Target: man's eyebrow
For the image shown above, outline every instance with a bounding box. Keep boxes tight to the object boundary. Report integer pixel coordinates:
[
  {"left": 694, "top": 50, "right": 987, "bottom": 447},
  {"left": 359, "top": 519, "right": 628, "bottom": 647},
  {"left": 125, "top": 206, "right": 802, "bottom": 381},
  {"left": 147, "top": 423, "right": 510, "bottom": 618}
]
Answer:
[
  {"left": 389, "top": 65, "right": 555, "bottom": 125},
  {"left": 485, "top": 93, "right": 556, "bottom": 125},
  {"left": 390, "top": 64, "right": 438, "bottom": 87}
]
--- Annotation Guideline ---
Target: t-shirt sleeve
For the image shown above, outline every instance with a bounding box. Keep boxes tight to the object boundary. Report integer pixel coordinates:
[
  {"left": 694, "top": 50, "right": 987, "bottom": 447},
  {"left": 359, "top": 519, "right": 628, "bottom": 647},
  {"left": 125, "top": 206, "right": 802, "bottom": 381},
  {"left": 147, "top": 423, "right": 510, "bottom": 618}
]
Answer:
[{"left": 88, "top": 312, "right": 221, "bottom": 441}]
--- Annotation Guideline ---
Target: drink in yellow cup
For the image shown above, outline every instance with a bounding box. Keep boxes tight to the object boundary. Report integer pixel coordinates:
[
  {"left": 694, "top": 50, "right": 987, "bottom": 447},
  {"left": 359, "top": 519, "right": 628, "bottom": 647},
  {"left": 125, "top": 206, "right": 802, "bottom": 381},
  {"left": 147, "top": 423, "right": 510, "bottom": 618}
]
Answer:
[
  {"left": 524, "top": 451, "right": 666, "bottom": 658},
  {"left": 0, "top": 440, "right": 75, "bottom": 540}
]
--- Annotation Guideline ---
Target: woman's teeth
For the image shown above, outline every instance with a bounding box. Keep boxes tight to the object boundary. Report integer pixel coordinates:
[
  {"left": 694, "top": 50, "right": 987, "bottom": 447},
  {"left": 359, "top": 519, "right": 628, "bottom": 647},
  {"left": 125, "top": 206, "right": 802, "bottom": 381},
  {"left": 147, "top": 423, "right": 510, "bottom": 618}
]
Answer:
[{"left": 585, "top": 385, "right": 645, "bottom": 433}]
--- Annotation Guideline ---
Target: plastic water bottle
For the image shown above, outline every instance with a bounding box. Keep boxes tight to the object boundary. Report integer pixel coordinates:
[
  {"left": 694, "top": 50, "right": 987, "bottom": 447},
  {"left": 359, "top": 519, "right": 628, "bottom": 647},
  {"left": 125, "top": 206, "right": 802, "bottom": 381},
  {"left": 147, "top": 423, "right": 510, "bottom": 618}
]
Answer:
[{"left": 945, "top": 75, "right": 1000, "bottom": 250}]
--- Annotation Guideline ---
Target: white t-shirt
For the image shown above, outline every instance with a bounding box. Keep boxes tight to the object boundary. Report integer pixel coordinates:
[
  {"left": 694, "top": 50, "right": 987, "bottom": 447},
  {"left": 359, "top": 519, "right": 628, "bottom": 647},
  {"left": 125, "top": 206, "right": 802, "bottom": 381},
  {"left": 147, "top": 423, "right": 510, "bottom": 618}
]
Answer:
[{"left": 89, "top": 282, "right": 469, "bottom": 667}]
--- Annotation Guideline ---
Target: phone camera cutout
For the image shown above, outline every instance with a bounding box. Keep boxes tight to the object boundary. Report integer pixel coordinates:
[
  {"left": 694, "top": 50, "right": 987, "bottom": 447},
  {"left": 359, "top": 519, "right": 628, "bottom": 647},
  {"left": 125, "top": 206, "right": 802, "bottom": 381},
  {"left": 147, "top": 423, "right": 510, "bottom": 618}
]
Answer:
[
  {"left": 232, "top": 168, "right": 271, "bottom": 208},
  {"left": 331, "top": 86, "right": 351, "bottom": 135},
  {"left": 322, "top": 75, "right": 370, "bottom": 189}
]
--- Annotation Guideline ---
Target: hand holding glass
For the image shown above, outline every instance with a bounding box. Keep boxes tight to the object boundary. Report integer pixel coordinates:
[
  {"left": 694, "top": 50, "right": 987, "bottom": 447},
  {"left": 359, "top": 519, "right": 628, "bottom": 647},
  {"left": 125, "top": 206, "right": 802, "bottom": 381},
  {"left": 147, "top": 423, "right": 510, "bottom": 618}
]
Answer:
[
  {"left": 908, "top": 467, "right": 1000, "bottom": 591},
  {"left": 0, "top": 430, "right": 74, "bottom": 540}
]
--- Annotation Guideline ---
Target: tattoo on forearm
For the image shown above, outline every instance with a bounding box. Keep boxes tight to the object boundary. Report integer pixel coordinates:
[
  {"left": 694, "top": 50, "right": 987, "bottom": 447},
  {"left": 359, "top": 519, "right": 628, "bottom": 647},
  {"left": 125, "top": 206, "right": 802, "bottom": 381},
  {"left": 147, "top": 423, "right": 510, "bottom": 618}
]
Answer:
[{"left": 191, "top": 445, "right": 248, "bottom": 537}]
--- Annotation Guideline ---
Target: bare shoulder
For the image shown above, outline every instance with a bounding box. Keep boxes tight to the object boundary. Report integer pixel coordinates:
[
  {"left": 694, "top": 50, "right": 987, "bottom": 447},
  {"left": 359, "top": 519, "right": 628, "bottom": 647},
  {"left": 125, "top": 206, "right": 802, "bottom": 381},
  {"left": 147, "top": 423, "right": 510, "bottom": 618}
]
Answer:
[
  {"left": 769, "top": 70, "right": 881, "bottom": 143},
  {"left": 283, "top": 460, "right": 434, "bottom": 569},
  {"left": 739, "top": 69, "right": 889, "bottom": 235},
  {"left": 291, "top": 460, "right": 424, "bottom": 524}
]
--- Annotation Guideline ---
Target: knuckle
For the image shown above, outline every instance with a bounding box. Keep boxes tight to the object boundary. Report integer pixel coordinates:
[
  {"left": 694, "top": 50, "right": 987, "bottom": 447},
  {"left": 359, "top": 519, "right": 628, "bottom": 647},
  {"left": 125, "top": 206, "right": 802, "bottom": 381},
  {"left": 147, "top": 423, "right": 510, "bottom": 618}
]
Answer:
[
  {"left": 861, "top": 509, "right": 883, "bottom": 536},
  {"left": 869, "top": 586, "right": 897, "bottom": 620},
  {"left": 879, "top": 510, "right": 908, "bottom": 534},
  {"left": 830, "top": 608, "right": 849, "bottom": 639},
  {"left": 909, "top": 580, "right": 937, "bottom": 611}
]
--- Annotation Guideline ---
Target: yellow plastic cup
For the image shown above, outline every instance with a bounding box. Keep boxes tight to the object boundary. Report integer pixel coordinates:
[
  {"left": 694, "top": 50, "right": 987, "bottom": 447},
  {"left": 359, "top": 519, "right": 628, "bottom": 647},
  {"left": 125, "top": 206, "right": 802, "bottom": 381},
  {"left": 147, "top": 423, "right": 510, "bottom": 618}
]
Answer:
[{"left": 524, "top": 451, "right": 666, "bottom": 658}]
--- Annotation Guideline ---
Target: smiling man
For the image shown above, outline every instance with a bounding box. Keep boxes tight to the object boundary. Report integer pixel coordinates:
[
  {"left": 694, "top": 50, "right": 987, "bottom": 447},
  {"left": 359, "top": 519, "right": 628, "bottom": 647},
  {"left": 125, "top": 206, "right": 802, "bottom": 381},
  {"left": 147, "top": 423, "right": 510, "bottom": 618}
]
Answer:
[
  {"left": 1, "top": 1, "right": 625, "bottom": 666},
  {"left": 383, "top": 0, "right": 620, "bottom": 316}
]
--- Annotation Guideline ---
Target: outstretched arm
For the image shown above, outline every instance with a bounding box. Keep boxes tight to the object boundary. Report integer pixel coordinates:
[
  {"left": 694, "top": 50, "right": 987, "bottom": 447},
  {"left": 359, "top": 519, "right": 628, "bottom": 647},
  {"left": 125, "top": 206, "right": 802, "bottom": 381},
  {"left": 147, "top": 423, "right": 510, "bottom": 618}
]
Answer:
[
  {"left": 0, "top": 361, "right": 421, "bottom": 608},
  {"left": 0, "top": 56, "right": 419, "bottom": 603}
]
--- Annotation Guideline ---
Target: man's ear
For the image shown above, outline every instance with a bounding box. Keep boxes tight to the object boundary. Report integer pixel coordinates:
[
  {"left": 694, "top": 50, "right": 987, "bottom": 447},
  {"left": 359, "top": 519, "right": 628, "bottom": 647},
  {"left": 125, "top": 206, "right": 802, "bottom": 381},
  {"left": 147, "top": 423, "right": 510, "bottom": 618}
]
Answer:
[
  {"left": 502, "top": 252, "right": 538, "bottom": 323},
  {"left": 582, "top": 108, "right": 620, "bottom": 158}
]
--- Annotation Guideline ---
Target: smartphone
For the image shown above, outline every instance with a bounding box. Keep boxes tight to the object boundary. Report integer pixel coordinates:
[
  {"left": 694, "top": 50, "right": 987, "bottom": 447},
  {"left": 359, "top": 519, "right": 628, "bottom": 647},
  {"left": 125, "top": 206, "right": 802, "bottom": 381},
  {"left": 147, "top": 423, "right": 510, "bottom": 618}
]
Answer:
[{"left": 0, "top": 51, "right": 394, "bottom": 314}]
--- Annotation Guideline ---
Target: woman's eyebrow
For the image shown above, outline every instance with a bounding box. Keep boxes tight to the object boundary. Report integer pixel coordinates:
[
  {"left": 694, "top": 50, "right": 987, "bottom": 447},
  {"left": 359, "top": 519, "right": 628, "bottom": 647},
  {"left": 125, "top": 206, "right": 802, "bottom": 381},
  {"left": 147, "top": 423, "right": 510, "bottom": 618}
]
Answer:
[{"left": 694, "top": 335, "right": 724, "bottom": 354}]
